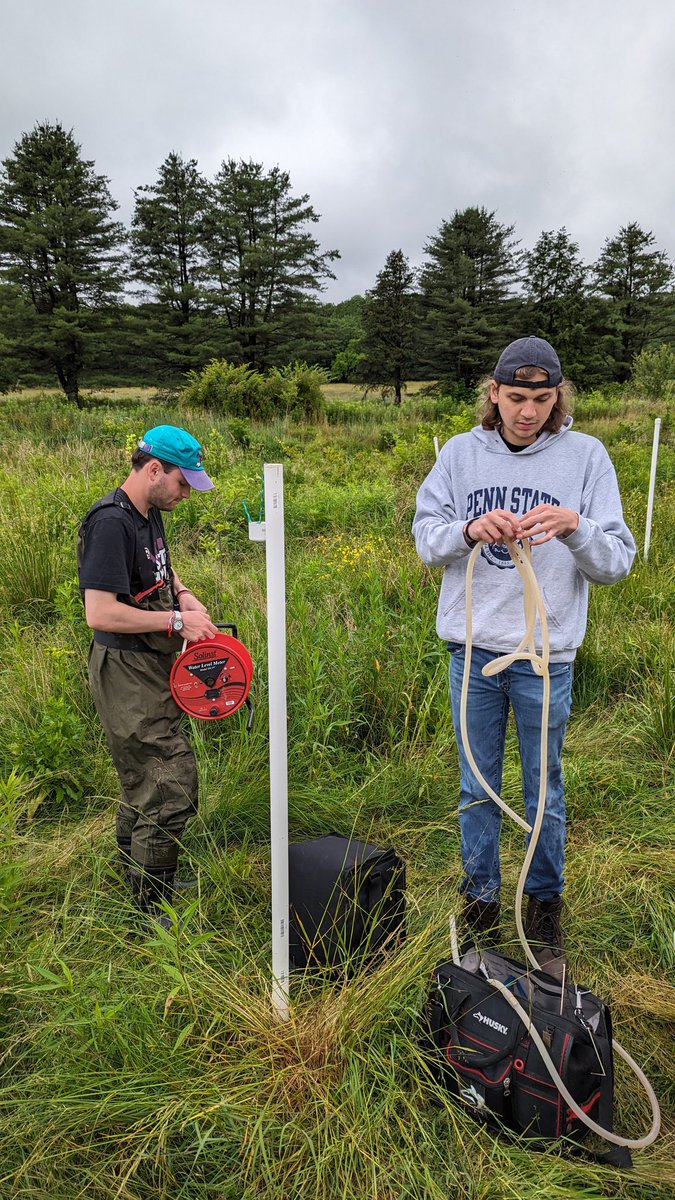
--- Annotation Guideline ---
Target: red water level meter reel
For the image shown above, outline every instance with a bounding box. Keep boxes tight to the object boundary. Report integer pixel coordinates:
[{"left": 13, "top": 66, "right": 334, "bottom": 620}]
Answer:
[{"left": 170, "top": 624, "right": 254, "bottom": 728}]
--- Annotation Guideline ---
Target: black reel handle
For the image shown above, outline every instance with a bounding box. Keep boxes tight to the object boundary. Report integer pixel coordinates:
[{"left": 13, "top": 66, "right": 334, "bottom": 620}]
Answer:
[{"left": 216, "top": 622, "right": 238, "bottom": 639}]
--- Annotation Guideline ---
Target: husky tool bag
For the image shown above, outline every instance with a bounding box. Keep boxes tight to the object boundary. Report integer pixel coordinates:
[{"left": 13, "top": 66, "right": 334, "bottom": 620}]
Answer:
[
  {"left": 425, "top": 949, "right": 616, "bottom": 1145},
  {"left": 288, "top": 834, "right": 406, "bottom": 971}
]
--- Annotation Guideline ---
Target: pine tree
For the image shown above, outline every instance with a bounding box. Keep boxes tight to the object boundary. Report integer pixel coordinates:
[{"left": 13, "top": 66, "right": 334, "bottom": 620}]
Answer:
[
  {"left": 0, "top": 122, "right": 125, "bottom": 406},
  {"left": 522, "top": 228, "right": 591, "bottom": 379},
  {"left": 131, "top": 152, "right": 209, "bottom": 323},
  {"left": 420, "top": 207, "right": 521, "bottom": 386},
  {"left": 358, "top": 250, "right": 416, "bottom": 403},
  {"left": 593, "top": 223, "right": 674, "bottom": 381},
  {"left": 130, "top": 152, "right": 215, "bottom": 377},
  {"left": 202, "top": 160, "right": 339, "bottom": 370},
  {"left": 523, "top": 228, "right": 586, "bottom": 315}
]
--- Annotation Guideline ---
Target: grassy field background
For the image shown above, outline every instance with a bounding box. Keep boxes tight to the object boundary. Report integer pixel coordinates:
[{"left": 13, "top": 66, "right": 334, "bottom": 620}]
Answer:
[{"left": 0, "top": 382, "right": 673, "bottom": 1199}]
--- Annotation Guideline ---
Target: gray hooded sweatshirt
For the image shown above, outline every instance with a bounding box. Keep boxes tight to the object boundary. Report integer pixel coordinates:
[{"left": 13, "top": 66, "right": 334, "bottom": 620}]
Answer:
[{"left": 412, "top": 417, "right": 635, "bottom": 662}]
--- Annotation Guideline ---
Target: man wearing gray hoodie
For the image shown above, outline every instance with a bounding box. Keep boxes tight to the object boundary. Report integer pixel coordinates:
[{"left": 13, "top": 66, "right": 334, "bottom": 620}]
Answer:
[{"left": 413, "top": 337, "right": 635, "bottom": 975}]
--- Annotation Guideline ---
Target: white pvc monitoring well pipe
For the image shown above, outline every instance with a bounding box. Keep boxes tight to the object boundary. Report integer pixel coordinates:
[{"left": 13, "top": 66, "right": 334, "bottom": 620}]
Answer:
[
  {"left": 249, "top": 464, "right": 290, "bottom": 1020},
  {"left": 265, "top": 464, "right": 290, "bottom": 1020},
  {"left": 644, "top": 417, "right": 661, "bottom": 561}
]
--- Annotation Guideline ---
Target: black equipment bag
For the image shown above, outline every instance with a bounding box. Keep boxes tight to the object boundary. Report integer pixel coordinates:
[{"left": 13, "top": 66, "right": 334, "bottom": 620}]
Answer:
[
  {"left": 424, "top": 949, "right": 617, "bottom": 1146},
  {"left": 288, "top": 834, "right": 406, "bottom": 971}
]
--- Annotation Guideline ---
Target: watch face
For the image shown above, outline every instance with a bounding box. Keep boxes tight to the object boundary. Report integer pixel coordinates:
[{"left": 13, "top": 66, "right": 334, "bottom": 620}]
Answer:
[{"left": 173, "top": 612, "right": 184, "bottom": 631}]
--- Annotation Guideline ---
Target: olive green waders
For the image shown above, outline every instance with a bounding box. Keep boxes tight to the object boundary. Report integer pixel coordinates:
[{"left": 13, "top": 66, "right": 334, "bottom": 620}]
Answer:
[{"left": 88, "top": 642, "right": 198, "bottom": 906}]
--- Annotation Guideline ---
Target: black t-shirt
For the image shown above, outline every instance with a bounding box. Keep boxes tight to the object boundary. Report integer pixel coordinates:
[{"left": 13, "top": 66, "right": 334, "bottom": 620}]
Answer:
[
  {"left": 499, "top": 434, "right": 529, "bottom": 453},
  {"left": 78, "top": 488, "right": 173, "bottom": 600}
]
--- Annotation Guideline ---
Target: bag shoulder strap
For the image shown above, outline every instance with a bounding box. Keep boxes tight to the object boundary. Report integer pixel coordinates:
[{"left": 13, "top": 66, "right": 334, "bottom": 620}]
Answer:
[
  {"left": 82, "top": 489, "right": 131, "bottom": 522},
  {"left": 78, "top": 490, "right": 132, "bottom": 541}
]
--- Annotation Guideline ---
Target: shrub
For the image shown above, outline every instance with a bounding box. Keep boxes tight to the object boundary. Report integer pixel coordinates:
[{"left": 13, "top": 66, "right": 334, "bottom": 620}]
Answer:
[
  {"left": 182, "top": 359, "right": 326, "bottom": 422},
  {"left": 275, "top": 361, "right": 326, "bottom": 420},
  {"left": 631, "top": 344, "right": 675, "bottom": 403},
  {"left": 182, "top": 360, "right": 273, "bottom": 420},
  {"left": 264, "top": 361, "right": 326, "bottom": 421}
]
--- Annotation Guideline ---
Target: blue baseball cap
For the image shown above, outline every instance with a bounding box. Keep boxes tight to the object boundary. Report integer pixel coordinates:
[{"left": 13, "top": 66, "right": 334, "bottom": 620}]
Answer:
[
  {"left": 138, "top": 425, "right": 214, "bottom": 491},
  {"left": 494, "top": 337, "right": 563, "bottom": 388}
]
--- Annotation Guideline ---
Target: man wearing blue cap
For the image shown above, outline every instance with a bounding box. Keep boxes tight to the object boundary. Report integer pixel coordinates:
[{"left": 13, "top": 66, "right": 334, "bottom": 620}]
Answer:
[
  {"left": 413, "top": 338, "right": 635, "bottom": 976},
  {"left": 78, "top": 425, "right": 218, "bottom": 926}
]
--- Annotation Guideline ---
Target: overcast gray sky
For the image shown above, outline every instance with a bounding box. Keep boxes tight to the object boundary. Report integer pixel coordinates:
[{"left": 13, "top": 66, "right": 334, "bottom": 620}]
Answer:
[{"left": 2, "top": 0, "right": 674, "bottom": 300}]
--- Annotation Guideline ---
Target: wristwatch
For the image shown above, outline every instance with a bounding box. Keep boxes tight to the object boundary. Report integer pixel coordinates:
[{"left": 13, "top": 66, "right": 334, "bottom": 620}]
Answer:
[{"left": 173, "top": 610, "right": 184, "bottom": 633}]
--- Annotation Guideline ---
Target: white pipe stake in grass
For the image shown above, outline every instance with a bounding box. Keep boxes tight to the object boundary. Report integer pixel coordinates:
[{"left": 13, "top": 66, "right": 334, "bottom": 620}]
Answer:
[
  {"left": 433, "top": 435, "right": 440, "bottom": 460},
  {"left": 644, "top": 417, "right": 661, "bottom": 560},
  {"left": 264, "top": 464, "right": 290, "bottom": 1020}
]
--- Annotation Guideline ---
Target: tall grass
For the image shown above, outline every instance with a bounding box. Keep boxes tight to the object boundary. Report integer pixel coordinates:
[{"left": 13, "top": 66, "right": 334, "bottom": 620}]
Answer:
[{"left": 0, "top": 385, "right": 673, "bottom": 1197}]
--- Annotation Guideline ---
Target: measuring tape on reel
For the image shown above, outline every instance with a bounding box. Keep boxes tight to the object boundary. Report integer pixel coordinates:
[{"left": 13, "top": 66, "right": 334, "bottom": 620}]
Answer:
[{"left": 170, "top": 623, "right": 254, "bottom": 725}]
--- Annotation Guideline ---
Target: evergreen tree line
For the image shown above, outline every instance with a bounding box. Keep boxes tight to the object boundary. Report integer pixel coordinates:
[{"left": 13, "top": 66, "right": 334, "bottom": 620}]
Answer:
[{"left": 1, "top": 121, "right": 674, "bottom": 404}]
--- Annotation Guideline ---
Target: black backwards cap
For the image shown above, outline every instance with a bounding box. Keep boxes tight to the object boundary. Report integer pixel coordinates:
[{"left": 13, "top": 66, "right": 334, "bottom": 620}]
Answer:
[{"left": 493, "top": 336, "right": 563, "bottom": 388}]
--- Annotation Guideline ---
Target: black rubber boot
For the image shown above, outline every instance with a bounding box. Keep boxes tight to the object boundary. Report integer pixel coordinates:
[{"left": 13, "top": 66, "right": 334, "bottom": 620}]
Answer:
[
  {"left": 129, "top": 866, "right": 176, "bottom": 932},
  {"left": 121, "top": 841, "right": 194, "bottom": 892},
  {"left": 461, "top": 895, "right": 501, "bottom": 952},
  {"left": 525, "top": 895, "right": 566, "bottom": 980}
]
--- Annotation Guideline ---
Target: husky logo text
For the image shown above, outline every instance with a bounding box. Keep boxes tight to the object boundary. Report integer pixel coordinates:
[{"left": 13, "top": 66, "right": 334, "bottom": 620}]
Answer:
[{"left": 473, "top": 1010, "right": 509, "bottom": 1036}]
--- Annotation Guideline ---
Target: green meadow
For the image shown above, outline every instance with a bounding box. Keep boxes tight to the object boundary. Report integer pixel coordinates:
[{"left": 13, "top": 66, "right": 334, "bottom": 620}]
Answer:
[{"left": 0, "top": 383, "right": 673, "bottom": 1199}]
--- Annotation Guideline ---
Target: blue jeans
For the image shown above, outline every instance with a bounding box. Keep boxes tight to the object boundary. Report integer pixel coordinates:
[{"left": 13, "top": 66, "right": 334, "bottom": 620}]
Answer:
[{"left": 448, "top": 644, "right": 573, "bottom": 904}]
